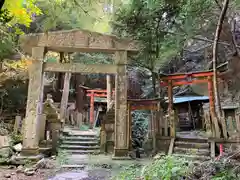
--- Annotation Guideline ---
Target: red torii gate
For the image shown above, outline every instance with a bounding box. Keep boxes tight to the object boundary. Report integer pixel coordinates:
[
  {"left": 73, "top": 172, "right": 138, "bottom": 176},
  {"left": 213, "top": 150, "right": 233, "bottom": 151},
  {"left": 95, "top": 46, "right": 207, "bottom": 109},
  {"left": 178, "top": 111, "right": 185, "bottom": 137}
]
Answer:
[
  {"left": 86, "top": 89, "right": 160, "bottom": 126},
  {"left": 160, "top": 71, "right": 215, "bottom": 136}
]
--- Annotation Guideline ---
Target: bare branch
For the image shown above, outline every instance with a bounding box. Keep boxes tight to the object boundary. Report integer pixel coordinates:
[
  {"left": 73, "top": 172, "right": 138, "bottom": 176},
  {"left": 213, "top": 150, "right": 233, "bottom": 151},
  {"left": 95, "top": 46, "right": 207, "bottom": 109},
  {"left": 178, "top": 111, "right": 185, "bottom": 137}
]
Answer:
[{"left": 214, "top": 0, "right": 222, "bottom": 9}]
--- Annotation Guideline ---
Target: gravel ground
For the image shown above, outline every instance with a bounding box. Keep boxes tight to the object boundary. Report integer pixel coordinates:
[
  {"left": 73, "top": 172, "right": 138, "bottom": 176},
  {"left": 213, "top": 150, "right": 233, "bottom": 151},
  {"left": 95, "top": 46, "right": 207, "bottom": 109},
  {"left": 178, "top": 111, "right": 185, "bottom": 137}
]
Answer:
[
  {"left": 0, "top": 166, "right": 112, "bottom": 180},
  {"left": 0, "top": 168, "right": 56, "bottom": 180}
]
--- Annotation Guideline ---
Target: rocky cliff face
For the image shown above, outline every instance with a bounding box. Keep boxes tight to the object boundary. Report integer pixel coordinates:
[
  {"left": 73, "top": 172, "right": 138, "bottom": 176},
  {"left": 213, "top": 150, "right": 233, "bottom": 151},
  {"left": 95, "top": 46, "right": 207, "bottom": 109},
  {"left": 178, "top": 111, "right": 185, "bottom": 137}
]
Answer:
[{"left": 159, "top": 18, "right": 240, "bottom": 107}]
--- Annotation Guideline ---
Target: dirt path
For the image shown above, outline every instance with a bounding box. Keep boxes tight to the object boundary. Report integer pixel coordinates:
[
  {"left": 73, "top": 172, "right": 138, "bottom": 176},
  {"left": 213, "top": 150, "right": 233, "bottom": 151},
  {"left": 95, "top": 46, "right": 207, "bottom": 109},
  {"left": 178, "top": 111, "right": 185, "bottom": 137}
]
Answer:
[
  {"left": 0, "top": 155, "right": 151, "bottom": 180},
  {"left": 0, "top": 168, "right": 56, "bottom": 180}
]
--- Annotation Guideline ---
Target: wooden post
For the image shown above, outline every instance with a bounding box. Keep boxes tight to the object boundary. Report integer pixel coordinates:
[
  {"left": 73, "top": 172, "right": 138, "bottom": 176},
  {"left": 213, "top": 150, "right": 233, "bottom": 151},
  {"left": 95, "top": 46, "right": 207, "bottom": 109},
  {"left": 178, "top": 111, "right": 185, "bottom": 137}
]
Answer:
[
  {"left": 127, "top": 102, "right": 132, "bottom": 150},
  {"left": 107, "top": 75, "right": 112, "bottom": 110},
  {"left": 152, "top": 111, "right": 157, "bottom": 152},
  {"left": 164, "top": 116, "right": 168, "bottom": 136},
  {"left": 168, "top": 80, "right": 173, "bottom": 112},
  {"left": 208, "top": 76, "right": 220, "bottom": 138},
  {"left": 157, "top": 103, "right": 162, "bottom": 135},
  {"left": 235, "top": 114, "right": 240, "bottom": 133},
  {"left": 100, "top": 116, "right": 106, "bottom": 152},
  {"left": 227, "top": 116, "right": 234, "bottom": 136},
  {"left": 168, "top": 138, "right": 175, "bottom": 155},
  {"left": 90, "top": 91, "right": 95, "bottom": 128},
  {"left": 210, "top": 140, "right": 216, "bottom": 159},
  {"left": 113, "top": 51, "right": 129, "bottom": 158},
  {"left": 60, "top": 72, "right": 71, "bottom": 126},
  {"left": 168, "top": 80, "right": 175, "bottom": 137},
  {"left": 14, "top": 116, "right": 21, "bottom": 133},
  {"left": 22, "top": 47, "right": 45, "bottom": 156}
]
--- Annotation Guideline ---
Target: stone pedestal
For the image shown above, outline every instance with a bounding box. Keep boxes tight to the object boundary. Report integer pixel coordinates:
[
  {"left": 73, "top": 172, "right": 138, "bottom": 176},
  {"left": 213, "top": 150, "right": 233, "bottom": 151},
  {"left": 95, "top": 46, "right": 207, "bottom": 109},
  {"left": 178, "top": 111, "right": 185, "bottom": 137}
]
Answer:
[{"left": 112, "top": 149, "right": 130, "bottom": 159}]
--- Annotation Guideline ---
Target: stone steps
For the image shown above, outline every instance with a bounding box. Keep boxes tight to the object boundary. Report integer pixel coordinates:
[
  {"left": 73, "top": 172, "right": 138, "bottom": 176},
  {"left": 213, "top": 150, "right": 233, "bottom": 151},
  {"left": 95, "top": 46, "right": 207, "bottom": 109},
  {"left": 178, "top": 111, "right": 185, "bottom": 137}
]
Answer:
[
  {"left": 60, "top": 145, "right": 100, "bottom": 150},
  {"left": 175, "top": 141, "right": 209, "bottom": 149},
  {"left": 60, "top": 136, "right": 99, "bottom": 142},
  {"left": 63, "top": 149, "right": 101, "bottom": 154},
  {"left": 174, "top": 147, "right": 210, "bottom": 156},
  {"left": 59, "top": 128, "right": 100, "bottom": 155},
  {"left": 61, "top": 140, "right": 99, "bottom": 146},
  {"left": 173, "top": 138, "right": 210, "bottom": 161},
  {"left": 173, "top": 154, "right": 210, "bottom": 161}
]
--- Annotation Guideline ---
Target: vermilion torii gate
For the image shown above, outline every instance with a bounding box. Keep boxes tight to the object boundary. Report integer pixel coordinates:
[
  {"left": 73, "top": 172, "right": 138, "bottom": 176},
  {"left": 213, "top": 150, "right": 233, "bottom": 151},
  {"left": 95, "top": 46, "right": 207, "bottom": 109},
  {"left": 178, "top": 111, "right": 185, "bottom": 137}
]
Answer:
[{"left": 160, "top": 71, "right": 216, "bottom": 137}]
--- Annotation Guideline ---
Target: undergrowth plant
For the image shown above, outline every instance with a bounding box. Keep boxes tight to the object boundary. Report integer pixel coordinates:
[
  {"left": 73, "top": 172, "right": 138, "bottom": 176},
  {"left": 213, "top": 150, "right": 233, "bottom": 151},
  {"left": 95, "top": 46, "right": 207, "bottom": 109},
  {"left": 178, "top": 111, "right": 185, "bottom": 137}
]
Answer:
[
  {"left": 56, "top": 149, "right": 70, "bottom": 165},
  {"left": 113, "top": 156, "right": 190, "bottom": 180}
]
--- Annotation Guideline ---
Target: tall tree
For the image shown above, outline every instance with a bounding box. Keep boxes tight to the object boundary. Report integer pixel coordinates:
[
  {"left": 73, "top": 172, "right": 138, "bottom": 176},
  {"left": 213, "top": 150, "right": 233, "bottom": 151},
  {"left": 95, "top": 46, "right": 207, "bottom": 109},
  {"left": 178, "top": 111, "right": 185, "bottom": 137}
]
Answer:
[
  {"left": 212, "top": 0, "right": 230, "bottom": 138},
  {"left": 112, "top": 0, "right": 215, "bottom": 95}
]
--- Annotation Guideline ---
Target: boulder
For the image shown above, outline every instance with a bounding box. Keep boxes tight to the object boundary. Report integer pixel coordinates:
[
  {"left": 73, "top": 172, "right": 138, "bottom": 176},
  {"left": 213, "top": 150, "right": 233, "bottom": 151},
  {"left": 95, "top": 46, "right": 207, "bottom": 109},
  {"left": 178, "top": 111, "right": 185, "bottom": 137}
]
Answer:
[
  {"left": 16, "top": 165, "right": 24, "bottom": 173},
  {"left": 0, "top": 135, "right": 10, "bottom": 148},
  {"left": 4, "top": 173, "right": 11, "bottom": 178},
  {"left": 24, "top": 168, "right": 35, "bottom": 176},
  {"left": 33, "top": 158, "right": 55, "bottom": 170},
  {"left": 13, "top": 143, "right": 22, "bottom": 152},
  {"left": 0, "top": 147, "right": 13, "bottom": 159}
]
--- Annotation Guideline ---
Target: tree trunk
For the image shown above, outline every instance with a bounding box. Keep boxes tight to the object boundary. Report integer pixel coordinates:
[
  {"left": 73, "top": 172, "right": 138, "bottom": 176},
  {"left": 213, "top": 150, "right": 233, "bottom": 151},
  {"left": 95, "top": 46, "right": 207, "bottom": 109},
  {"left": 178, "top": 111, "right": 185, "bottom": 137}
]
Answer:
[
  {"left": 0, "top": 0, "right": 5, "bottom": 10},
  {"left": 212, "top": 0, "right": 229, "bottom": 138},
  {"left": 151, "top": 72, "right": 157, "bottom": 96}
]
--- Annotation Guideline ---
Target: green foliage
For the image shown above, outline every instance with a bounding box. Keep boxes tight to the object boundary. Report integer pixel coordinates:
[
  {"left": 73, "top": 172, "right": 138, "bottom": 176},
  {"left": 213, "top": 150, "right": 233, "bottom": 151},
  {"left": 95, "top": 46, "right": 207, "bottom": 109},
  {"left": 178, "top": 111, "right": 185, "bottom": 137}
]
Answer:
[
  {"left": 131, "top": 110, "right": 149, "bottom": 148},
  {"left": 0, "top": 69, "right": 28, "bottom": 115},
  {"left": 56, "top": 149, "right": 70, "bottom": 165},
  {"left": 0, "top": 28, "right": 15, "bottom": 60},
  {"left": 32, "top": 0, "right": 112, "bottom": 33},
  {"left": 113, "top": 164, "right": 142, "bottom": 180},
  {"left": 212, "top": 170, "right": 238, "bottom": 180},
  {"left": 113, "top": 156, "right": 190, "bottom": 180},
  {"left": 10, "top": 132, "right": 23, "bottom": 145},
  {"left": 1, "top": 0, "right": 41, "bottom": 27},
  {"left": 113, "top": 0, "right": 216, "bottom": 71}
]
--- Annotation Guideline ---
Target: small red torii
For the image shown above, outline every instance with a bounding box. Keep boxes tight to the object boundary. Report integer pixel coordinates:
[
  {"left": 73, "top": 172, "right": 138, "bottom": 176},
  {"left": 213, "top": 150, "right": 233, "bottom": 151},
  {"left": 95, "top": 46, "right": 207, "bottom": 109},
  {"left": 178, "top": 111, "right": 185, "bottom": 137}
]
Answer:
[
  {"left": 159, "top": 71, "right": 215, "bottom": 118},
  {"left": 86, "top": 89, "right": 159, "bottom": 127}
]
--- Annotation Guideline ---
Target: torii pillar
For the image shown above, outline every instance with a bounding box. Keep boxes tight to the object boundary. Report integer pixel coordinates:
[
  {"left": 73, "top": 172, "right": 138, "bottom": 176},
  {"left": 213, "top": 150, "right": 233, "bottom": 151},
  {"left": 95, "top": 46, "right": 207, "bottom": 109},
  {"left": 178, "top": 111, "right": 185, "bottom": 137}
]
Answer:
[
  {"left": 113, "top": 51, "right": 130, "bottom": 158},
  {"left": 22, "top": 47, "right": 45, "bottom": 156}
]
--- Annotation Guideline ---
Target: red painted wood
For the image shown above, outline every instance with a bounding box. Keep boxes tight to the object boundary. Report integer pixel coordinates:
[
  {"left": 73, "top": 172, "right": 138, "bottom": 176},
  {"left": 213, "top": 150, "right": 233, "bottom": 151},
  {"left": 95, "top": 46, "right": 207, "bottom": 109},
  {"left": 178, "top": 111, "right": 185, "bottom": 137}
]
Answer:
[
  {"left": 161, "top": 71, "right": 213, "bottom": 80},
  {"left": 160, "top": 79, "right": 208, "bottom": 87},
  {"left": 90, "top": 92, "right": 94, "bottom": 128}
]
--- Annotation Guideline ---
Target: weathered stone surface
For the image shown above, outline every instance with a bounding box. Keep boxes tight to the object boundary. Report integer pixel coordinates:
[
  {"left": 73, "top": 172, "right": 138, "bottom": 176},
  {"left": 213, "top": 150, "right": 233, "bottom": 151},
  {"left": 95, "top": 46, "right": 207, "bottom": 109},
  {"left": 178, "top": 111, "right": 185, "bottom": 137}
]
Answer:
[
  {"left": 33, "top": 158, "right": 55, "bottom": 170},
  {"left": 4, "top": 173, "right": 11, "bottom": 178},
  {"left": 22, "top": 47, "right": 45, "bottom": 152},
  {"left": 44, "top": 63, "right": 117, "bottom": 74},
  {"left": 16, "top": 165, "right": 24, "bottom": 173},
  {"left": 20, "top": 29, "right": 139, "bottom": 55},
  {"left": 114, "top": 51, "right": 129, "bottom": 155},
  {"left": 24, "top": 168, "right": 35, "bottom": 176},
  {"left": 0, "top": 135, "right": 10, "bottom": 148}
]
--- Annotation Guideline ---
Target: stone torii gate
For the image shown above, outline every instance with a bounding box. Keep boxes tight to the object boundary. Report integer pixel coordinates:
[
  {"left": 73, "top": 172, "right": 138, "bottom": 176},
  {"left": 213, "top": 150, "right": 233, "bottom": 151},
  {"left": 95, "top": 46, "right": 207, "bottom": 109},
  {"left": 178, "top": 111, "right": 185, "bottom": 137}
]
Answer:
[{"left": 20, "top": 29, "right": 139, "bottom": 157}]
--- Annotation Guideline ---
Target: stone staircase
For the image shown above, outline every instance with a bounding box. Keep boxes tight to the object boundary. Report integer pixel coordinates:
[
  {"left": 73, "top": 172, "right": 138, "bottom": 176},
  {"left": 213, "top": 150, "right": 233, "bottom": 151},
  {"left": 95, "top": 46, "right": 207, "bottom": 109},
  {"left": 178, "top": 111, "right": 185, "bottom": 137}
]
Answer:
[
  {"left": 59, "top": 127, "right": 100, "bottom": 154},
  {"left": 172, "top": 138, "right": 211, "bottom": 161}
]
